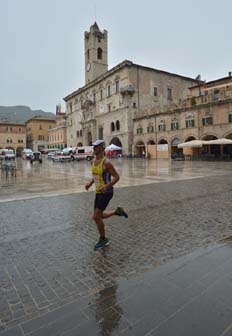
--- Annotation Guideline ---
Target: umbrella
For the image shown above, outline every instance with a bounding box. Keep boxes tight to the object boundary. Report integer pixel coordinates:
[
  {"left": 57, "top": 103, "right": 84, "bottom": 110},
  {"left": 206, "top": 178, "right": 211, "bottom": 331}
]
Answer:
[
  {"left": 105, "top": 144, "right": 122, "bottom": 151},
  {"left": 177, "top": 140, "right": 204, "bottom": 148},
  {"left": 203, "top": 138, "right": 232, "bottom": 145}
]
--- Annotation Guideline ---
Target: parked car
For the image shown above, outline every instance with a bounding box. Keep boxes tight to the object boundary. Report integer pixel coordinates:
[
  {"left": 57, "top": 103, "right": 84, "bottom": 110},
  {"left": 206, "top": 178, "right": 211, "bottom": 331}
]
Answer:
[
  {"left": 52, "top": 151, "right": 71, "bottom": 162},
  {"left": 22, "top": 148, "right": 33, "bottom": 160},
  {"left": 71, "top": 146, "right": 94, "bottom": 161},
  {"left": 47, "top": 151, "right": 56, "bottom": 159},
  {"left": 0, "top": 149, "right": 15, "bottom": 160},
  {"left": 30, "top": 151, "right": 42, "bottom": 164}
]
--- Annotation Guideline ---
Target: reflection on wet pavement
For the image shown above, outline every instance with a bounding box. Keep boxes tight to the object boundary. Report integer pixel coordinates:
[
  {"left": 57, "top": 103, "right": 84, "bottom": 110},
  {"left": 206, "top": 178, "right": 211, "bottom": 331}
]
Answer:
[
  {"left": 0, "top": 159, "right": 232, "bottom": 335},
  {"left": 0, "top": 157, "right": 231, "bottom": 202}
]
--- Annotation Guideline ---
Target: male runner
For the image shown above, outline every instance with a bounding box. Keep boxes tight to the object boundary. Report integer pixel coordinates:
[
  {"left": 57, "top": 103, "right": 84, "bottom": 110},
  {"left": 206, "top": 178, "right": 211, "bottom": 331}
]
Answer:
[{"left": 85, "top": 140, "right": 128, "bottom": 250}]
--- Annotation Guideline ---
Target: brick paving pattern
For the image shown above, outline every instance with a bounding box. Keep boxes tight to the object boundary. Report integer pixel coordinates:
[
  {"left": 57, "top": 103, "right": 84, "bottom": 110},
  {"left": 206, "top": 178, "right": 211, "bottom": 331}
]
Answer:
[{"left": 0, "top": 173, "right": 232, "bottom": 335}]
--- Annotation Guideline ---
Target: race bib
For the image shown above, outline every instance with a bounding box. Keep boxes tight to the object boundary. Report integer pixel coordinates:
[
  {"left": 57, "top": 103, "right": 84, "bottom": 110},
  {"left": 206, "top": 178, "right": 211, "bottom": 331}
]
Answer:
[{"left": 93, "top": 175, "right": 100, "bottom": 187}]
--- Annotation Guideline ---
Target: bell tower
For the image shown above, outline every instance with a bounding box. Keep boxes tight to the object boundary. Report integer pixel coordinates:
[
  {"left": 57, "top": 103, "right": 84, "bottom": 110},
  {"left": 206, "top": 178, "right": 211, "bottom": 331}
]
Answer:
[{"left": 84, "top": 22, "right": 108, "bottom": 84}]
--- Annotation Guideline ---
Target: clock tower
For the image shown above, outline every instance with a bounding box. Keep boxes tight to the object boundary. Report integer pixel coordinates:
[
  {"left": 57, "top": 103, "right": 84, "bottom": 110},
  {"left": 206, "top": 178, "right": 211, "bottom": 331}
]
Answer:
[{"left": 84, "top": 22, "right": 108, "bottom": 84}]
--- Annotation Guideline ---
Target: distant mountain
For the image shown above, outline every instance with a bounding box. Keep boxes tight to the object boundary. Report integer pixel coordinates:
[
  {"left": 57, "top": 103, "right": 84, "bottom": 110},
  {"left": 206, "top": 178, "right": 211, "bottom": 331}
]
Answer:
[{"left": 0, "top": 106, "right": 56, "bottom": 123}]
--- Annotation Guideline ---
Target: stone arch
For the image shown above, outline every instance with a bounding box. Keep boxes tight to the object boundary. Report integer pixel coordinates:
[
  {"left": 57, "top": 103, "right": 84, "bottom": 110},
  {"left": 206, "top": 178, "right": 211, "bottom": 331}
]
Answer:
[
  {"left": 171, "top": 137, "right": 181, "bottom": 146},
  {"left": 171, "top": 138, "right": 182, "bottom": 156},
  {"left": 184, "top": 136, "right": 197, "bottom": 142},
  {"left": 158, "top": 138, "right": 168, "bottom": 144},
  {"left": 201, "top": 134, "right": 217, "bottom": 141},
  {"left": 134, "top": 140, "right": 146, "bottom": 157},
  {"left": 147, "top": 139, "right": 156, "bottom": 159},
  {"left": 109, "top": 137, "right": 122, "bottom": 147},
  {"left": 77, "top": 142, "right": 83, "bottom": 147},
  {"left": 147, "top": 139, "right": 155, "bottom": 145}
]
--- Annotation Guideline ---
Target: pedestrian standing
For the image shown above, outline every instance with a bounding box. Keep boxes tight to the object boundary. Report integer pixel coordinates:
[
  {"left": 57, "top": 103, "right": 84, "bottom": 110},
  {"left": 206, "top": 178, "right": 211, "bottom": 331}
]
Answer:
[{"left": 85, "top": 140, "right": 128, "bottom": 250}]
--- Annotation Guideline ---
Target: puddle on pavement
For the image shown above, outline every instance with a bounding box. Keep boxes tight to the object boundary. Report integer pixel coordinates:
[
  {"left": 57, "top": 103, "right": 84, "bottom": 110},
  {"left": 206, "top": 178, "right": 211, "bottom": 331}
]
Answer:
[{"left": 0, "top": 158, "right": 231, "bottom": 202}]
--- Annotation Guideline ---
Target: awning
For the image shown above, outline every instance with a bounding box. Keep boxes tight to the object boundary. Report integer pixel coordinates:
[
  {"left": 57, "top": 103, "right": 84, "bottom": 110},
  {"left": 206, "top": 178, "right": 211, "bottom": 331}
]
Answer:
[
  {"left": 178, "top": 140, "right": 203, "bottom": 148},
  {"left": 178, "top": 138, "right": 232, "bottom": 148},
  {"left": 203, "top": 138, "right": 232, "bottom": 145},
  {"left": 105, "top": 144, "right": 122, "bottom": 151}
]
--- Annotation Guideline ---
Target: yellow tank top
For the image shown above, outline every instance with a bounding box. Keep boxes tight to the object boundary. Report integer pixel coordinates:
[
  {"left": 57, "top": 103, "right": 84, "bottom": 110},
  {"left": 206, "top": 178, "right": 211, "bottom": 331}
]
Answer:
[{"left": 91, "top": 158, "right": 113, "bottom": 194}]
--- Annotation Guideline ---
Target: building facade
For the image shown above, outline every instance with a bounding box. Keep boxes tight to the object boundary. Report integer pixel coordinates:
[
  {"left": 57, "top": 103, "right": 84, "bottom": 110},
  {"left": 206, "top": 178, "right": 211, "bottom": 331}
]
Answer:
[
  {"left": 64, "top": 22, "right": 199, "bottom": 156},
  {"left": 26, "top": 116, "right": 56, "bottom": 151},
  {"left": 133, "top": 75, "right": 232, "bottom": 158},
  {"left": 0, "top": 122, "right": 26, "bottom": 156},
  {"left": 48, "top": 113, "right": 67, "bottom": 149}
]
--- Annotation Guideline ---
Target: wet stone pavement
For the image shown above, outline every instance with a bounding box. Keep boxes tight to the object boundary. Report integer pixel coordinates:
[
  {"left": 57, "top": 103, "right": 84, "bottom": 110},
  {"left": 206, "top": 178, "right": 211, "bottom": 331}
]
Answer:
[{"left": 0, "top": 159, "right": 232, "bottom": 335}]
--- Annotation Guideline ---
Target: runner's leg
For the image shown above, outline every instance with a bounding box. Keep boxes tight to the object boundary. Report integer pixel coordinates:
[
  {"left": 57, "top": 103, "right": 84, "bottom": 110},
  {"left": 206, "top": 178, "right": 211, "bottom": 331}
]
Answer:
[{"left": 93, "top": 208, "right": 105, "bottom": 238}]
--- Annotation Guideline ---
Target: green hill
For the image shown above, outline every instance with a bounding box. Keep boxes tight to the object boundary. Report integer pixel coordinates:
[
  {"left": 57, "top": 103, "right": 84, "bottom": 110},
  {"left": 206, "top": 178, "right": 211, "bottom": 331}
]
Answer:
[{"left": 0, "top": 106, "right": 56, "bottom": 123}]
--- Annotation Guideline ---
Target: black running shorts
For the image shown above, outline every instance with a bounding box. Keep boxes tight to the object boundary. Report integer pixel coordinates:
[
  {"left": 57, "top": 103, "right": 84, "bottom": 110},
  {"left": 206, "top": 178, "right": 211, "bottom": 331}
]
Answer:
[{"left": 94, "top": 192, "right": 113, "bottom": 211}]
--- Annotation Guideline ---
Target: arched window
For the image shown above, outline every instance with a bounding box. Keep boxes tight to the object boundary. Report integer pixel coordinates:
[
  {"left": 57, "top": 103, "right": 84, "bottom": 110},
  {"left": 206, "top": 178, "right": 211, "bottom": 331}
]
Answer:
[
  {"left": 87, "top": 49, "right": 90, "bottom": 60},
  {"left": 107, "top": 85, "right": 111, "bottom": 97},
  {"left": 111, "top": 122, "right": 115, "bottom": 132},
  {"left": 97, "top": 48, "right": 102, "bottom": 60},
  {"left": 116, "top": 120, "right": 120, "bottom": 131}
]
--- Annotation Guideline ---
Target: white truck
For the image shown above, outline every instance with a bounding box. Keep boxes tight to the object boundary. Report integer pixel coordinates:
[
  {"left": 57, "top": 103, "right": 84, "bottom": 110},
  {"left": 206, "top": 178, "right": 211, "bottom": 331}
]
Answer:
[
  {"left": 0, "top": 149, "right": 15, "bottom": 160},
  {"left": 71, "top": 146, "right": 94, "bottom": 161}
]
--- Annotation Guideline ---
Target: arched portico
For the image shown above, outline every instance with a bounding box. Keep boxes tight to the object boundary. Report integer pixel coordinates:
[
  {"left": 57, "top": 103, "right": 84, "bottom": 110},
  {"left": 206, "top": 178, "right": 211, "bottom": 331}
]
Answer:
[
  {"left": 147, "top": 139, "right": 156, "bottom": 159},
  {"left": 134, "top": 140, "right": 146, "bottom": 157},
  {"left": 201, "top": 134, "right": 217, "bottom": 141},
  {"left": 109, "top": 137, "right": 122, "bottom": 147},
  {"left": 171, "top": 138, "right": 182, "bottom": 155},
  {"left": 223, "top": 132, "right": 232, "bottom": 156},
  {"left": 158, "top": 138, "right": 168, "bottom": 144},
  {"left": 157, "top": 139, "right": 169, "bottom": 159},
  {"left": 184, "top": 136, "right": 197, "bottom": 142},
  {"left": 201, "top": 134, "right": 218, "bottom": 156}
]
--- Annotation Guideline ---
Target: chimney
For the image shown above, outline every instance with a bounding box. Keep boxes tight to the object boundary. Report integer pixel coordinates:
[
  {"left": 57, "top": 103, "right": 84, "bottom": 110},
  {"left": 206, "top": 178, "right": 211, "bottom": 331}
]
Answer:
[{"left": 229, "top": 71, "right": 232, "bottom": 77}]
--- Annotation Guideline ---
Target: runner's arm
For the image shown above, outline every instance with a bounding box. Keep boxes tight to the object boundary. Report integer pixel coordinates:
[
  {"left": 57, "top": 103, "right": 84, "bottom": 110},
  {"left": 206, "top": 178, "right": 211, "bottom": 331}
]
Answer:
[{"left": 85, "top": 178, "right": 94, "bottom": 190}]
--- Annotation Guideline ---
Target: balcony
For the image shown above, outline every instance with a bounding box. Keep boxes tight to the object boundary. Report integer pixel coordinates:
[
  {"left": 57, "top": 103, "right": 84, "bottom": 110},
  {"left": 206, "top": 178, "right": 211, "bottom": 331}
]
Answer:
[{"left": 120, "top": 84, "right": 135, "bottom": 96}]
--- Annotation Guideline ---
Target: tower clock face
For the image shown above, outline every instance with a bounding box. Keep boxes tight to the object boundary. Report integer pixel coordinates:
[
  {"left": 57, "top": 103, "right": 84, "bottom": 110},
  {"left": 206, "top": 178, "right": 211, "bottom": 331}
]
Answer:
[{"left": 86, "top": 63, "right": 91, "bottom": 71}]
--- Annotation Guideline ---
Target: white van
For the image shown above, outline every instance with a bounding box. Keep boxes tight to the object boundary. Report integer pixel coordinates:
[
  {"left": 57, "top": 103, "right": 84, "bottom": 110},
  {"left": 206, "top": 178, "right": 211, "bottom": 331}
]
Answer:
[
  {"left": 0, "top": 149, "right": 15, "bottom": 160},
  {"left": 22, "top": 148, "right": 33, "bottom": 160},
  {"left": 71, "top": 146, "right": 94, "bottom": 161}
]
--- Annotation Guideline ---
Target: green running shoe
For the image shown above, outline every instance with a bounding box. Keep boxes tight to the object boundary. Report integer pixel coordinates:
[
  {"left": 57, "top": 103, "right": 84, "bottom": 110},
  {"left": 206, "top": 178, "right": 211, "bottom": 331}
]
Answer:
[{"left": 115, "top": 206, "right": 128, "bottom": 218}]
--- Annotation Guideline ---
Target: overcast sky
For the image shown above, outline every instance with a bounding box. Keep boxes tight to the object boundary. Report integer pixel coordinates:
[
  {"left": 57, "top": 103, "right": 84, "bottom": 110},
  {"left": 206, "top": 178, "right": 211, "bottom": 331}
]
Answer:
[{"left": 1, "top": 0, "right": 231, "bottom": 113}]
